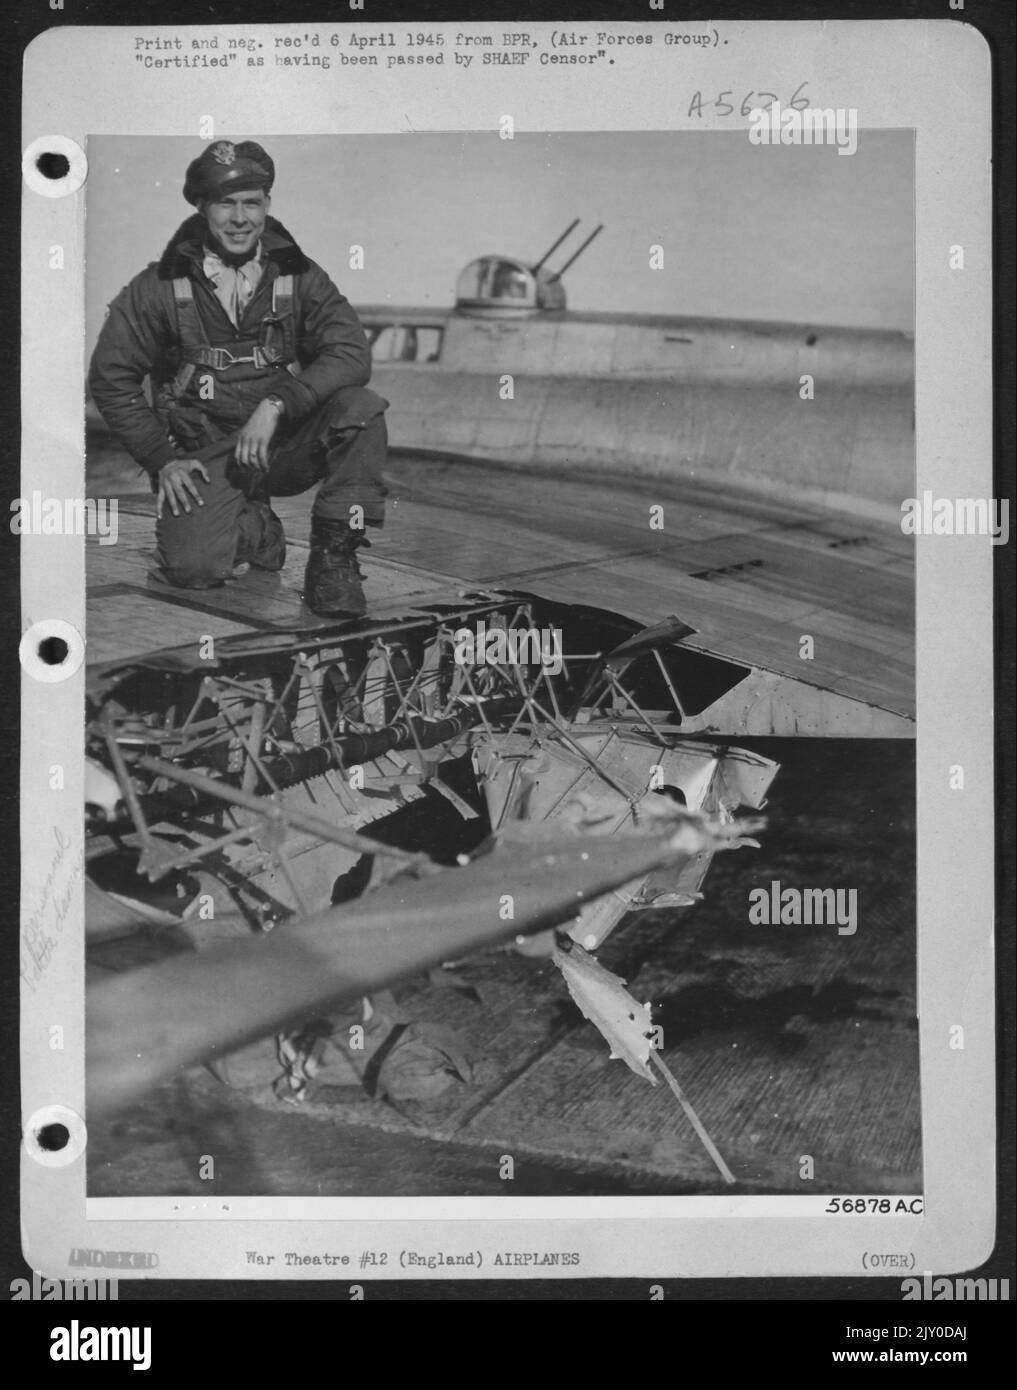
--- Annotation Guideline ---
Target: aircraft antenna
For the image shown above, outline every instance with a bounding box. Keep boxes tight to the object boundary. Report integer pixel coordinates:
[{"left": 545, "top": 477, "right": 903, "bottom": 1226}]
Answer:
[
  {"left": 532, "top": 219, "right": 581, "bottom": 273},
  {"left": 546, "top": 223, "right": 604, "bottom": 281}
]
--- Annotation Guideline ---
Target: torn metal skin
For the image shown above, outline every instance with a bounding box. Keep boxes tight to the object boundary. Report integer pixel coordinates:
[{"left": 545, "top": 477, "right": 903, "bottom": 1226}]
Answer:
[{"left": 85, "top": 596, "right": 778, "bottom": 1133}]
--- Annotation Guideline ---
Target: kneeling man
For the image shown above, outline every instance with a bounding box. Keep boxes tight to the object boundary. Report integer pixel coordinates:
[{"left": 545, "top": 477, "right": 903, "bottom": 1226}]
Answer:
[{"left": 89, "top": 139, "right": 387, "bottom": 617}]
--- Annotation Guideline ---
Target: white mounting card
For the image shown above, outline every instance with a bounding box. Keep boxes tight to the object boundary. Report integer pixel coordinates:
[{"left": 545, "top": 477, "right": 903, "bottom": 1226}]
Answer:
[{"left": 19, "top": 15, "right": 995, "bottom": 1286}]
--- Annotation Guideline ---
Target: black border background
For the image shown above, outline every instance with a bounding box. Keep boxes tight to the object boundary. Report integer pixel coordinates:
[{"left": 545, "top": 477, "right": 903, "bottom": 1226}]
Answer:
[{"left": 2, "top": 0, "right": 1013, "bottom": 1351}]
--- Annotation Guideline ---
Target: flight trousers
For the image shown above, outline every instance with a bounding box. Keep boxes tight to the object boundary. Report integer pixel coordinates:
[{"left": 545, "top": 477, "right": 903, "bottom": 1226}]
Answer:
[{"left": 154, "top": 385, "right": 388, "bottom": 590}]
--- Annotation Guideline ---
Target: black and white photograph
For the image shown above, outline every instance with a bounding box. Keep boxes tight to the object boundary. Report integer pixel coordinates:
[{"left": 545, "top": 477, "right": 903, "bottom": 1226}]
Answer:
[{"left": 79, "top": 130, "right": 919, "bottom": 1198}]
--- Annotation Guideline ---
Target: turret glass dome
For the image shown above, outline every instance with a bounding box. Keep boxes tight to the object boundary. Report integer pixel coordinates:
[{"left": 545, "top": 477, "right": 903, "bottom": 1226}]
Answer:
[{"left": 454, "top": 257, "right": 566, "bottom": 317}]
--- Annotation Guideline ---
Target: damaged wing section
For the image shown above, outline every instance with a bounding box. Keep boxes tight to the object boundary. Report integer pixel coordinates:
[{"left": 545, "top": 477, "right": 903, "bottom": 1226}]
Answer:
[
  {"left": 476, "top": 731, "right": 775, "bottom": 955},
  {"left": 87, "top": 812, "right": 762, "bottom": 1120},
  {"left": 84, "top": 598, "right": 778, "bottom": 1122},
  {"left": 552, "top": 936, "right": 737, "bottom": 1184}
]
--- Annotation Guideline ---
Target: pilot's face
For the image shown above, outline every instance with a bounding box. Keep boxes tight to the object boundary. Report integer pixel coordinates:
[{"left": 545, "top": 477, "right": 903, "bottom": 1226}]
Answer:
[{"left": 201, "top": 188, "right": 269, "bottom": 259}]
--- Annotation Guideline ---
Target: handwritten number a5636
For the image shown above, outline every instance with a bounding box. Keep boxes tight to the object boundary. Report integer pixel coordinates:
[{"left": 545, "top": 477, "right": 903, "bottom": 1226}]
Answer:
[{"left": 687, "top": 83, "right": 809, "bottom": 119}]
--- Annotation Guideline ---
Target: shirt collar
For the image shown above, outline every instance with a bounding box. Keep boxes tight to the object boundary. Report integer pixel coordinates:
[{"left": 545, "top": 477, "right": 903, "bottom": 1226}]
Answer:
[{"left": 202, "top": 239, "right": 266, "bottom": 281}]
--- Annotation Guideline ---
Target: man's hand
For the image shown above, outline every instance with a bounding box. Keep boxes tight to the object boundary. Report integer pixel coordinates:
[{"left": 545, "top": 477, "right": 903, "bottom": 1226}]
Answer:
[
  {"left": 156, "top": 459, "right": 211, "bottom": 518},
  {"left": 234, "top": 399, "right": 282, "bottom": 471}
]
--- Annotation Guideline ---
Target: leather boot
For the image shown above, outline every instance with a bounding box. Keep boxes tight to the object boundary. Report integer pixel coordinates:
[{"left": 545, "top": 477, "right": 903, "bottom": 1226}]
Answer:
[{"left": 303, "top": 517, "right": 368, "bottom": 617}]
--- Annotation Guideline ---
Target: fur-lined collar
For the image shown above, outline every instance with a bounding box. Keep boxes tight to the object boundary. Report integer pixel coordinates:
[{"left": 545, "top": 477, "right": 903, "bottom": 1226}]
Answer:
[{"left": 156, "top": 214, "right": 309, "bottom": 280}]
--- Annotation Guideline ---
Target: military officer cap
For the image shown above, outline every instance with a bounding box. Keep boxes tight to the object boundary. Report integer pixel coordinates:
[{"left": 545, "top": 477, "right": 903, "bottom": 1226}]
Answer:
[{"left": 183, "top": 140, "right": 275, "bottom": 206}]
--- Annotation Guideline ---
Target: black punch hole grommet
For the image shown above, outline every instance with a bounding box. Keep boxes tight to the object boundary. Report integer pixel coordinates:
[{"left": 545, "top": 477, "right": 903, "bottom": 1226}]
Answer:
[
  {"left": 36, "top": 151, "right": 71, "bottom": 180},
  {"left": 38, "top": 635, "right": 69, "bottom": 666},
  {"left": 36, "top": 1122, "right": 70, "bottom": 1152}
]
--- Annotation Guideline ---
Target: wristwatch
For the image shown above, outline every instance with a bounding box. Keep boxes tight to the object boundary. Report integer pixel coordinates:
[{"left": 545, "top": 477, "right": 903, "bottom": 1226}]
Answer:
[{"left": 264, "top": 395, "right": 286, "bottom": 415}]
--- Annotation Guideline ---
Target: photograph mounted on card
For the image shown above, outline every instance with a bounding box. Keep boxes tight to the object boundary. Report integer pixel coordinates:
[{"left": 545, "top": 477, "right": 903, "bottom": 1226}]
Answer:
[{"left": 20, "top": 16, "right": 995, "bottom": 1285}]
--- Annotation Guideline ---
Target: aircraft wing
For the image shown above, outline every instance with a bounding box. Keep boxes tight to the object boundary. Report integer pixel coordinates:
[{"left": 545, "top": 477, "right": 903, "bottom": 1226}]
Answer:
[
  {"left": 87, "top": 448, "right": 912, "bottom": 735},
  {"left": 369, "top": 454, "right": 913, "bottom": 734}
]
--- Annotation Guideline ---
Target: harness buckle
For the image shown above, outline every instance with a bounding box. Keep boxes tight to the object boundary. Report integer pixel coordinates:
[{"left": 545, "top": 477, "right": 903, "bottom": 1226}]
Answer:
[{"left": 192, "top": 345, "right": 258, "bottom": 371}]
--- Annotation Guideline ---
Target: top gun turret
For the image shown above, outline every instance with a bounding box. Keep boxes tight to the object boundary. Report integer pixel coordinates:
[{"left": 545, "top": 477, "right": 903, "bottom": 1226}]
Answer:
[{"left": 454, "top": 218, "right": 604, "bottom": 317}]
